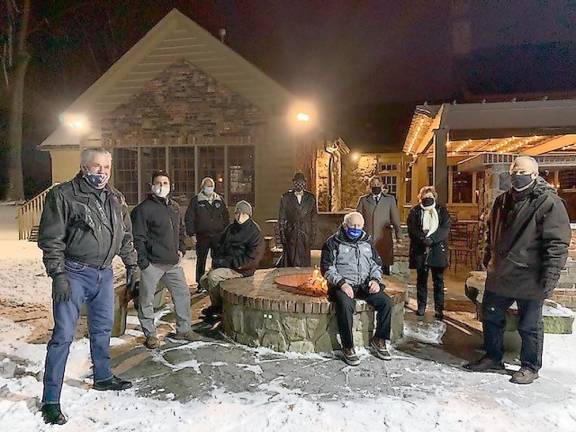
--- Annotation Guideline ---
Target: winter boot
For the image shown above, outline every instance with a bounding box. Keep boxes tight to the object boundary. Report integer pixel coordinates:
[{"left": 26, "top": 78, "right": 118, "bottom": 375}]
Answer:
[
  {"left": 370, "top": 337, "right": 392, "bottom": 360},
  {"left": 93, "top": 375, "right": 133, "bottom": 391},
  {"left": 170, "top": 330, "right": 200, "bottom": 342},
  {"left": 510, "top": 367, "right": 539, "bottom": 385},
  {"left": 41, "top": 404, "right": 67, "bottom": 425},
  {"left": 341, "top": 348, "right": 361, "bottom": 366},
  {"left": 416, "top": 304, "right": 426, "bottom": 316},
  {"left": 464, "top": 356, "right": 505, "bottom": 372},
  {"left": 144, "top": 335, "right": 160, "bottom": 349}
]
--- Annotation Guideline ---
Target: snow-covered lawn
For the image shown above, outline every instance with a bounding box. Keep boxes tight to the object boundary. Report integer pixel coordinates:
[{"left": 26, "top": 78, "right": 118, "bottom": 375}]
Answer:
[{"left": 1, "top": 203, "right": 576, "bottom": 431}]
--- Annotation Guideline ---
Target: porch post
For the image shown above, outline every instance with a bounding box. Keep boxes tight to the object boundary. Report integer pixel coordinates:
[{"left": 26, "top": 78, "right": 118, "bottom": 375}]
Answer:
[{"left": 433, "top": 128, "right": 449, "bottom": 204}]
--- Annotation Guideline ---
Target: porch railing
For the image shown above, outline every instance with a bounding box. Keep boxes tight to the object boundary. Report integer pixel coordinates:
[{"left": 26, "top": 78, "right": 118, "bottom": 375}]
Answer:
[{"left": 17, "top": 184, "right": 58, "bottom": 240}]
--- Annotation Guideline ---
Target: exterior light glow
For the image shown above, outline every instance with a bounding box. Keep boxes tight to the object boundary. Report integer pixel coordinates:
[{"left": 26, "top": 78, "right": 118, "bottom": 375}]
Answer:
[
  {"left": 296, "top": 112, "right": 311, "bottom": 122},
  {"left": 60, "top": 113, "right": 91, "bottom": 134}
]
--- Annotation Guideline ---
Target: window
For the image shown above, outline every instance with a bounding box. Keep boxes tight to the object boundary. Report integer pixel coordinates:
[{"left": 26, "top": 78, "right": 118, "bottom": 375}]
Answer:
[
  {"left": 228, "top": 146, "right": 255, "bottom": 206},
  {"left": 451, "top": 167, "right": 473, "bottom": 203},
  {"left": 198, "top": 146, "right": 225, "bottom": 195},
  {"left": 427, "top": 167, "right": 433, "bottom": 186},
  {"left": 559, "top": 169, "right": 576, "bottom": 189},
  {"left": 380, "top": 163, "right": 398, "bottom": 172},
  {"left": 382, "top": 175, "right": 397, "bottom": 199},
  {"left": 170, "top": 147, "right": 195, "bottom": 200},
  {"left": 405, "top": 169, "right": 412, "bottom": 204},
  {"left": 113, "top": 148, "right": 138, "bottom": 205},
  {"left": 141, "top": 147, "right": 166, "bottom": 196}
]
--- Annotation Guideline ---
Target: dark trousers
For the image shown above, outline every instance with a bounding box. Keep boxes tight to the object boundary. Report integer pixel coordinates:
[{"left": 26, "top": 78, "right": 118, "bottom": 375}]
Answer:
[
  {"left": 482, "top": 290, "right": 544, "bottom": 371},
  {"left": 43, "top": 260, "right": 114, "bottom": 404},
  {"left": 416, "top": 265, "right": 445, "bottom": 312},
  {"left": 196, "top": 234, "right": 220, "bottom": 284},
  {"left": 330, "top": 283, "right": 393, "bottom": 350}
]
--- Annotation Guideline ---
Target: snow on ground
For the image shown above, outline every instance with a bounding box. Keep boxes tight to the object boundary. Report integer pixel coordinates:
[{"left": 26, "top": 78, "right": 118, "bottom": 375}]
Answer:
[{"left": 1, "top": 203, "right": 576, "bottom": 431}]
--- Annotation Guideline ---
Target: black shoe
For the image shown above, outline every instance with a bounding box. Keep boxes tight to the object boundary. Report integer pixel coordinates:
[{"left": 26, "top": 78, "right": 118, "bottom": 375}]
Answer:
[
  {"left": 201, "top": 305, "right": 222, "bottom": 317},
  {"left": 510, "top": 367, "right": 539, "bottom": 385},
  {"left": 342, "top": 348, "right": 361, "bottom": 366},
  {"left": 416, "top": 305, "right": 426, "bottom": 316},
  {"left": 42, "top": 404, "right": 67, "bottom": 425},
  {"left": 93, "top": 375, "right": 133, "bottom": 391},
  {"left": 435, "top": 311, "right": 444, "bottom": 320},
  {"left": 464, "top": 356, "right": 505, "bottom": 372}
]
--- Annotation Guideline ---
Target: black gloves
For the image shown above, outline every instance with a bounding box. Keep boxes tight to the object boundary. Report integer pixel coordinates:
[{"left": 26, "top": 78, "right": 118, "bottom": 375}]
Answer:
[
  {"left": 52, "top": 273, "right": 70, "bottom": 303},
  {"left": 126, "top": 265, "right": 140, "bottom": 293},
  {"left": 424, "top": 237, "right": 434, "bottom": 247}
]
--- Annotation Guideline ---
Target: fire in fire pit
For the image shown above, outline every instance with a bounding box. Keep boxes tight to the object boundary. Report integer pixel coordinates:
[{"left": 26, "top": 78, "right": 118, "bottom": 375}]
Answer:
[{"left": 274, "top": 267, "right": 328, "bottom": 297}]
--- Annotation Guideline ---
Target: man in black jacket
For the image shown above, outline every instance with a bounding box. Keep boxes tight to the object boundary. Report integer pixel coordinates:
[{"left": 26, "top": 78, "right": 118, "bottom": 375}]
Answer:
[
  {"left": 131, "top": 170, "right": 195, "bottom": 349},
  {"left": 185, "top": 177, "right": 229, "bottom": 289},
  {"left": 466, "top": 156, "right": 570, "bottom": 384},
  {"left": 37, "top": 148, "right": 137, "bottom": 425},
  {"left": 200, "top": 201, "right": 265, "bottom": 318}
]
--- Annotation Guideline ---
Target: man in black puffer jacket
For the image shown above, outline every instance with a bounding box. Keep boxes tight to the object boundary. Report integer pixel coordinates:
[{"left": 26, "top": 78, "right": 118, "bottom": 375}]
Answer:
[
  {"left": 199, "top": 200, "right": 264, "bottom": 319},
  {"left": 466, "top": 156, "right": 570, "bottom": 384},
  {"left": 131, "top": 170, "right": 195, "bottom": 349}
]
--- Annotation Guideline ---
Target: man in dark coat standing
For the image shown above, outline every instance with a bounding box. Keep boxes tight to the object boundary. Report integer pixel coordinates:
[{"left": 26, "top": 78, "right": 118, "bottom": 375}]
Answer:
[
  {"left": 278, "top": 172, "right": 318, "bottom": 267},
  {"left": 185, "top": 177, "right": 229, "bottom": 289},
  {"left": 466, "top": 156, "right": 570, "bottom": 385},
  {"left": 37, "top": 148, "right": 137, "bottom": 425},
  {"left": 357, "top": 176, "right": 401, "bottom": 275}
]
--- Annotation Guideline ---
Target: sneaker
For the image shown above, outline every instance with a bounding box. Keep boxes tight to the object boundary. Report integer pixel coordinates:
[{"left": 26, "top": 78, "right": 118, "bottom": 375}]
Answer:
[
  {"left": 170, "top": 330, "right": 199, "bottom": 342},
  {"left": 144, "top": 335, "right": 160, "bottom": 349},
  {"left": 41, "top": 404, "right": 67, "bottom": 425},
  {"left": 342, "top": 348, "right": 361, "bottom": 366},
  {"left": 370, "top": 337, "right": 392, "bottom": 360},
  {"left": 510, "top": 367, "right": 539, "bottom": 385},
  {"left": 93, "top": 375, "right": 133, "bottom": 391},
  {"left": 464, "top": 356, "right": 505, "bottom": 372}
]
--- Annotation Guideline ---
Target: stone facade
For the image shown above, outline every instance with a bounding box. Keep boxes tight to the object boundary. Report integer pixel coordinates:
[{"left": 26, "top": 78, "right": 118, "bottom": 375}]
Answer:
[
  {"left": 101, "top": 60, "right": 265, "bottom": 143},
  {"left": 315, "top": 149, "right": 343, "bottom": 212},
  {"left": 341, "top": 155, "right": 379, "bottom": 210}
]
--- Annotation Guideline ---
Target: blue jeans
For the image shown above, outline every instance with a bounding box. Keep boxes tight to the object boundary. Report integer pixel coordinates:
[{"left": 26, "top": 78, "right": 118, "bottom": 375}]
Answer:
[{"left": 43, "top": 260, "right": 114, "bottom": 404}]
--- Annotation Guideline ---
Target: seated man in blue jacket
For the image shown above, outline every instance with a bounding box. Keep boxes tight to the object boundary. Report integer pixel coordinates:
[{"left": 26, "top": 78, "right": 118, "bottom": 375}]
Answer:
[{"left": 321, "top": 211, "right": 393, "bottom": 366}]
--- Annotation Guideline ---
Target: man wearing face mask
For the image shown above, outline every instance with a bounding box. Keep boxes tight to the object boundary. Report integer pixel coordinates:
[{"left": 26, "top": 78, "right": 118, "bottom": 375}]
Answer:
[
  {"left": 465, "top": 156, "right": 570, "bottom": 385},
  {"left": 357, "top": 176, "right": 402, "bottom": 275},
  {"left": 131, "top": 170, "right": 195, "bottom": 349},
  {"left": 185, "top": 177, "right": 229, "bottom": 290},
  {"left": 278, "top": 172, "right": 318, "bottom": 267},
  {"left": 199, "top": 201, "right": 265, "bottom": 319},
  {"left": 37, "top": 148, "right": 138, "bottom": 425},
  {"left": 320, "top": 212, "right": 393, "bottom": 366}
]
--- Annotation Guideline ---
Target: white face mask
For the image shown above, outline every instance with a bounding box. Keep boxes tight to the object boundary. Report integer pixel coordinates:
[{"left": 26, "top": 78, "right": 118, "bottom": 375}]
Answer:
[
  {"left": 203, "top": 186, "right": 215, "bottom": 195},
  {"left": 151, "top": 184, "right": 170, "bottom": 198}
]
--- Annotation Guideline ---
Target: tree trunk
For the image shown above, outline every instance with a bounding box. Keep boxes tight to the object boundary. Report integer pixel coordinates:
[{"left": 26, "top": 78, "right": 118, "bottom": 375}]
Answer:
[{"left": 6, "top": 0, "right": 31, "bottom": 202}]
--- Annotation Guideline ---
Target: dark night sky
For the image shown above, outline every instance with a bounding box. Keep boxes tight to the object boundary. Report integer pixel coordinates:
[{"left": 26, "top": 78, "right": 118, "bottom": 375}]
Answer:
[{"left": 13, "top": 1, "right": 576, "bottom": 170}]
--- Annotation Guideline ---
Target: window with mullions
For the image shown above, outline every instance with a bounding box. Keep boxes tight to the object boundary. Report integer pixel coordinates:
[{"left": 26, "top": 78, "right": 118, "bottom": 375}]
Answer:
[
  {"left": 382, "top": 175, "right": 397, "bottom": 199},
  {"left": 113, "top": 148, "right": 138, "bottom": 205},
  {"left": 141, "top": 147, "right": 166, "bottom": 196},
  {"left": 198, "top": 146, "right": 225, "bottom": 196},
  {"left": 451, "top": 167, "right": 473, "bottom": 203},
  {"left": 228, "top": 146, "right": 255, "bottom": 206},
  {"left": 170, "top": 147, "right": 195, "bottom": 201}
]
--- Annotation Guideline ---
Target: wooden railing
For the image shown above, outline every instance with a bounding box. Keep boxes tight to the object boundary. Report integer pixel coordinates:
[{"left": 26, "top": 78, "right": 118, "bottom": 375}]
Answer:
[{"left": 17, "top": 184, "right": 58, "bottom": 240}]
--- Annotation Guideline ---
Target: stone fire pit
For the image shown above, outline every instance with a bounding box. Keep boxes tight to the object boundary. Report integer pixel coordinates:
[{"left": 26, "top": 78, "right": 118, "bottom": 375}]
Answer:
[{"left": 220, "top": 267, "right": 406, "bottom": 353}]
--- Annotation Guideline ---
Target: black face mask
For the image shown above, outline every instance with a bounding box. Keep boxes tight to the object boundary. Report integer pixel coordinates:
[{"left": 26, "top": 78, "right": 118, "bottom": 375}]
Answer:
[
  {"left": 371, "top": 187, "right": 382, "bottom": 195},
  {"left": 511, "top": 174, "right": 534, "bottom": 190},
  {"left": 422, "top": 197, "right": 435, "bottom": 207}
]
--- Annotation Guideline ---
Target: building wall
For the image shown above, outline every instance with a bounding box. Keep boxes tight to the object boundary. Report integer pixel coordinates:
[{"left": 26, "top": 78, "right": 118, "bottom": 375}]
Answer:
[{"left": 50, "top": 150, "right": 80, "bottom": 183}]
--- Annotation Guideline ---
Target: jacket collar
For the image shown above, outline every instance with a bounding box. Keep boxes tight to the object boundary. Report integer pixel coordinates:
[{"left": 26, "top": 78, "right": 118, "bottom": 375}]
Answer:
[{"left": 198, "top": 191, "right": 223, "bottom": 202}]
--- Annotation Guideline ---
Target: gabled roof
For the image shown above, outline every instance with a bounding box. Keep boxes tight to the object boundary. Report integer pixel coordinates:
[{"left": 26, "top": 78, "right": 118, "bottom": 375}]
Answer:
[{"left": 40, "top": 9, "right": 293, "bottom": 149}]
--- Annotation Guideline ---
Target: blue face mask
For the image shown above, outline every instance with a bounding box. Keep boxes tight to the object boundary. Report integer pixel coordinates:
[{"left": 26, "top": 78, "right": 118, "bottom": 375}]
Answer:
[
  {"left": 84, "top": 172, "right": 109, "bottom": 189},
  {"left": 346, "top": 227, "right": 363, "bottom": 240},
  {"left": 203, "top": 186, "right": 215, "bottom": 195}
]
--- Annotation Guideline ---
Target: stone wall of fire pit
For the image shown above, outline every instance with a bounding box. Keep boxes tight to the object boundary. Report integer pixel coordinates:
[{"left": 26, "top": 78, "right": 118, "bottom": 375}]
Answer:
[{"left": 220, "top": 268, "right": 406, "bottom": 353}]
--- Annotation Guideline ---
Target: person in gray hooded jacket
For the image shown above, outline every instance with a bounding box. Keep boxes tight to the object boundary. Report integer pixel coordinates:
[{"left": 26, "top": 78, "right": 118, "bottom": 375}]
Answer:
[{"left": 320, "top": 212, "right": 393, "bottom": 366}]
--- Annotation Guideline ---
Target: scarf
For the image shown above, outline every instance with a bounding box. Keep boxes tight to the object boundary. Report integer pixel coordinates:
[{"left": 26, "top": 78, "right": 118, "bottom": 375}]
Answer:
[
  {"left": 198, "top": 190, "right": 221, "bottom": 204},
  {"left": 421, "top": 204, "right": 439, "bottom": 237}
]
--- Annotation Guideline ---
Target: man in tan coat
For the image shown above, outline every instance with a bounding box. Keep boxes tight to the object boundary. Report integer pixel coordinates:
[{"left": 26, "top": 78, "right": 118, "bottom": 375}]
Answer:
[{"left": 357, "top": 176, "right": 401, "bottom": 275}]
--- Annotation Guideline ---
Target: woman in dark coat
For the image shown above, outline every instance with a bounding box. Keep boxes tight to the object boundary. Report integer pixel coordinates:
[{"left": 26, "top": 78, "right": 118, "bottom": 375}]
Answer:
[
  {"left": 407, "top": 186, "right": 451, "bottom": 319},
  {"left": 277, "top": 172, "right": 318, "bottom": 267}
]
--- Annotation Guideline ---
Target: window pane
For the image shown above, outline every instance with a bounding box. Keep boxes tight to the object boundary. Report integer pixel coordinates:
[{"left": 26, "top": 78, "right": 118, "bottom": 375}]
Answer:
[
  {"left": 452, "top": 168, "right": 473, "bottom": 203},
  {"left": 141, "top": 147, "right": 166, "bottom": 199},
  {"left": 427, "top": 166, "right": 433, "bottom": 186},
  {"left": 405, "top": 170, "right": 412, "bottom": 204},
  {"left": 198, "top": 146, "right": 225, "bottom": 196},
  {"left": 381, "top": 175, "right": 397, "bottom": 199},
  {"left": 170, "top": 147, "right": 195, "bottom": 201},
  {"left": 113, "top": 148, "right": 138, "bottom": 205},
  {"left": 228, "top": 146, "right": 255, "bottom": 206},
  {"left": 560, "top": 169, "right": 576, "bottom": 189}
]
